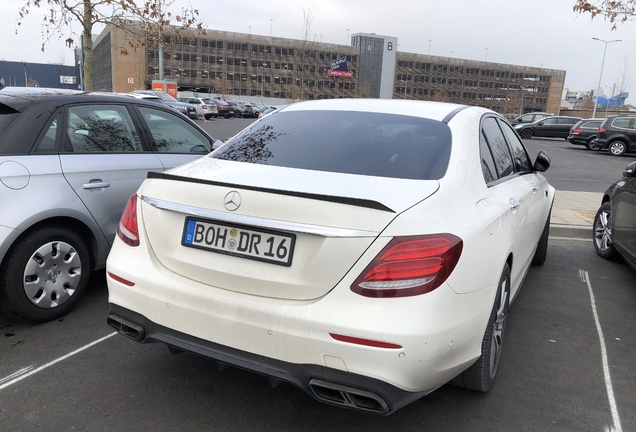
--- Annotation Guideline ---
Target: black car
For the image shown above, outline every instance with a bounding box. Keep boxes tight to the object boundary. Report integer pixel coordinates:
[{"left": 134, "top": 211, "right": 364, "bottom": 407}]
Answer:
[
  {"left": 514, "top": 116, "right": 582, "bottom": 139},
  {"left": 509, "top": 112, "right": 553, "bottom": 126},
  {"left": 208, "top": 99, "right": 232, "bottom": 118},
  {"left": 131, "top": 90, "right": 198, "bottom": 120},
  {"left": 567, "top": 119, "right": 603, "bottom": 150},
  {"left": 229, "top": 101, "right": 259, "bottom": 118},
  {"left": 592, "top": 115, "right": 636, "bottom": 156},
  {"left": 225, "top": 101, "right": 244, "bottom": 118},
  {"left": 593, "top": 161, "right": 636, "bottom": 272}
]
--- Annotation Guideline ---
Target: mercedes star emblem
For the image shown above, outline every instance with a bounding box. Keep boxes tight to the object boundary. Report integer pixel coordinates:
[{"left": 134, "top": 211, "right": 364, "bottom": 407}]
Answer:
[{"left": 224, "top": 191, "right": 242, "bottom": 211}]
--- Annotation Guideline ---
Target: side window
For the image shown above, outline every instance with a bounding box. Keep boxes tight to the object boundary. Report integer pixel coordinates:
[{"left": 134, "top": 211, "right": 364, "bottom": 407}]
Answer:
[
  {"left": 65, "top": 105, "right": 142, "bottom": 153},
  {"left": 481, "top": 117, "right": 513, "bottom": 178},
  {"left": 558, "top": 118, "right": 577, "bottom": 125},
  {"left": 542, "top": 118, "right": 557, "bottom": 125},
  {"left": 33, "top": 116, "right": 60, "bottom": 153},
  {"left": 138, "top": 107, "right": 211, "bottom": 153},
  {"left": 612, "top": 117, "right": 635, "bottom": 129},
  {"left": 498, "top": 119, "right": 532, "bottom": 173},
  {"left": 479, "top": 130, "right": 498, "bottom": 184}
]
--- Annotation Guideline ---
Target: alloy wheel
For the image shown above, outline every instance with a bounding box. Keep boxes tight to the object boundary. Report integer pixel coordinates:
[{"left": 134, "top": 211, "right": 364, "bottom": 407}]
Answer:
[{"left": 489, "top": 275, "right": 508, "bottom": 378}]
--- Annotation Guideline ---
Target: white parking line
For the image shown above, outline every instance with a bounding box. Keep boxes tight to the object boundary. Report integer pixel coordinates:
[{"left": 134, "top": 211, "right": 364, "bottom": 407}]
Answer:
[
  {"left": 0, "top": 332, "right": 117, "bottom": 391},
  {"left": 580, "top": 270, "right": 623, "bottom": 432}
]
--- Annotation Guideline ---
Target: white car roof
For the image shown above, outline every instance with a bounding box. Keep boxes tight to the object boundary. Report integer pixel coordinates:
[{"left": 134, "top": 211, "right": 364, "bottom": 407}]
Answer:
[{"left": 280, "top": 99, "right": 470, "bottom": 122}]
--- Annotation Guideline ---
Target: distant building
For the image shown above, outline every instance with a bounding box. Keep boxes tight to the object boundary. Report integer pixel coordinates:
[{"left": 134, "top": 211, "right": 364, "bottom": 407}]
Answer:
[
  {"left": 562, "top": 88, "right": 630, "bottom": 111},
  {"left": 89, "top": 23, "right": 565, "bottom": 114},
  {"left": 0, "top": 60, "right": 78, "bottom": 89}
]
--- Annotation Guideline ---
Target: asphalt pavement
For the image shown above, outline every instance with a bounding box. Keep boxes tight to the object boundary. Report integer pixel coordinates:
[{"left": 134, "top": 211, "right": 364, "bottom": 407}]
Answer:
[{"left": 550, "top": 190, "right": 602, "bottom": 240}]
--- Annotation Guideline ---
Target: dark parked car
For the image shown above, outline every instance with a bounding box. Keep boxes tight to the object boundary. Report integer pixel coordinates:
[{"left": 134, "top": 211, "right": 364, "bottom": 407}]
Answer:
[
  {"left": 514, "top": 116, "right": 582, "bottom": 139},
  {"left": 0, "top": 87, "right": 218, "bottom": 322},
  {"left": 131, "top": 90, "right": 198, "bottom": 120},
  {"left": 567, "top": 119, "right": 603, "bottom": 150},
  {"left": 208, "top": 99, "right": 232, "bottom": 118},
  {"left": 593, "top": 161, "right": 636, "bottom": 272},
  {"left": 229, "top": 101, "right": 259, "bottom": 118},
  {"left": 226, "top": 101, "right": 244, "bottom": 118},
  {"left": 592, "top": 115, "right": 636, "bottom": 156},
  {"left": 509, "top": 112, "right": 553, "bottom": 126}
]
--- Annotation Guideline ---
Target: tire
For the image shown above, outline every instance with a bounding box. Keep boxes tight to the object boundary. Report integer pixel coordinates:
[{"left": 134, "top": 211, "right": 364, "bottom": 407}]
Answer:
[
  {"left": 608, "top": 140, "right": 626, "bottom": 156},
  {"left": 586, "top": 137, "right": 599, "bottom": 151},
  {"left": 521, "top": 129, "right": 533, "bottom": 139},
  {"left": 532, "top": 213, "right": 550, "bottom": 265},
  {"left": 593, "top": 202, "right": 617, "bottom": 260},
  {"left": 0, "top": 226, "right": 91, "bottom": 322},
  {"left": 454, "top": 263, "right": 510, "bottom": 392}
]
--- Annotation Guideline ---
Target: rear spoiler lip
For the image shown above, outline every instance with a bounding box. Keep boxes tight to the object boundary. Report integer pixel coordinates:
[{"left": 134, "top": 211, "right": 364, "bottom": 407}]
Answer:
[{"left": 147, "top": 171, "right": 396, "bottom": 213}]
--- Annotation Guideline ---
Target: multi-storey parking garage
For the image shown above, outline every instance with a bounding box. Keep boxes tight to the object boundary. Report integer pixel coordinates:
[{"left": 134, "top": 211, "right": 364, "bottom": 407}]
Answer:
[{"left": 92, "top": 24, "right": 565, "bottom": 114}]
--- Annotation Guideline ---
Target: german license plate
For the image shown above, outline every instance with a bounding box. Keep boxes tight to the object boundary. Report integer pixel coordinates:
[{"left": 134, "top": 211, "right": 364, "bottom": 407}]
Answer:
[{"left": 182, "top": 218, "right": 295, "bottom": 266}]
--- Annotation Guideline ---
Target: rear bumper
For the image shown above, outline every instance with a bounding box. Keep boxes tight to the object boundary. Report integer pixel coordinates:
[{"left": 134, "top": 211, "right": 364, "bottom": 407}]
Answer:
[
  {"left": 107, "top": 303, "right": 426, "bottom": 414},
  {"left": 567, "top": 135, "right": 586, "bottom": 145}
]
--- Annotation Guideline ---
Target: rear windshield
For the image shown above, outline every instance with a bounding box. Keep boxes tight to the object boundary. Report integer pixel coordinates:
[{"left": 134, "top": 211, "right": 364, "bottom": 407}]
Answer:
[{"left": 213, "top": 110, "right": 451, "bottom": 180}]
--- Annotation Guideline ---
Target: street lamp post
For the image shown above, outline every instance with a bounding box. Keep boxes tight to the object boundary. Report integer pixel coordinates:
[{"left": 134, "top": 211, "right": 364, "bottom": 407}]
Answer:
[
  {"left": 402, "top": 78, "right": 409, "bottom": 99},
  {"left": 23, "top": 62, "right": 28, "bottom": 87},
  {"left": 260, "top": 64, "right": 266, "bottom": 103},
  {"left": 591, "top": 37, "right": 621, "bottom": 118}
]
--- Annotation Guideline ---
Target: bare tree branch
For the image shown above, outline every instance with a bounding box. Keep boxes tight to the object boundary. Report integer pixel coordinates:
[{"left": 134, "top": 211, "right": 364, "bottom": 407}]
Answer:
[{"left": 15, "top": 0, "right": 204, "bottom": 91}]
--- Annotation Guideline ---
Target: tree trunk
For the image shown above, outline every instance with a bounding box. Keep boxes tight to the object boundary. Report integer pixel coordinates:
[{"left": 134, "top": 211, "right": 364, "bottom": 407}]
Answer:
[{"left": 82, "top": 0, "right": 94, "bottom": 92}]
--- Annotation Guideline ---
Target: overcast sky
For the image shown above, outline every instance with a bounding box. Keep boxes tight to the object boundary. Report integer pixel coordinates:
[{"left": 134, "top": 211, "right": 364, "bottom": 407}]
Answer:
[{"left": 2, "top": 0, "right": 635, "bottom": 103}]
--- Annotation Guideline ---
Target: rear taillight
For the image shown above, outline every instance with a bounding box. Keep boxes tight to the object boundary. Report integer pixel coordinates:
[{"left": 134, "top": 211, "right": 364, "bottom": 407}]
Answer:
[
  {"left": 572, "top": 129, "right": 582, "bottom": 135},
  {"left": 117, "top": 194, "right": 139, "bottom": 247},
  {"left": 599, "top": 127, "right": 606, "bottom": 133},
  {"left": 351, "top": 234, "right": 463, "bottom": 298},
  {"left": 201, "top": 104, "right": 207, "bottom": 109}
]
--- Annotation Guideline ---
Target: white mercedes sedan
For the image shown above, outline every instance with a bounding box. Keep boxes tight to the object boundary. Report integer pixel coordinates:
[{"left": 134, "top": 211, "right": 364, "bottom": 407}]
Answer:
[{"left": 106, "top": 99, "right": 555, "bottom": 414}]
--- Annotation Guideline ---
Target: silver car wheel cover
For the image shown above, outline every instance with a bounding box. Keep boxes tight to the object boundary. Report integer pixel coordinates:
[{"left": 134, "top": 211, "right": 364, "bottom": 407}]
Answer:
[
  {"left": 23, "top": 241, "right": 82, "bottom": 309},
  {"left": 609, "top": 142, "right": 624, "bottom": 155}
]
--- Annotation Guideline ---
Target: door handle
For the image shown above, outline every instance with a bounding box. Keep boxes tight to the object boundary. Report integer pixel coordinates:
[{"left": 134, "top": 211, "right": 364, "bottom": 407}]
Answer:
[
  {"left": 83, "top": 180, "right": 111, "bottom": 189},
  {"left": 531, "top": 185, "right": 540, "bottom": 192},
  {"left": 509, "top": 200, "right": 521, "bottom": 211}
]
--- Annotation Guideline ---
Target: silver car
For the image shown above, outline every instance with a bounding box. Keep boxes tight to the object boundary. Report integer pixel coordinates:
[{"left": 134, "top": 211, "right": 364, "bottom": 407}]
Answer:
[{"left": 0, "top": 88, "right": 217, "bottom": 322}]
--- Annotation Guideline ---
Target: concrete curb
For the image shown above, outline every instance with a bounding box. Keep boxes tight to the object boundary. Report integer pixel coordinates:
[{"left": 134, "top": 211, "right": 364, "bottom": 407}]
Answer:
[{"left": 549, "top": 224, "right": 591, "bottom": 241}]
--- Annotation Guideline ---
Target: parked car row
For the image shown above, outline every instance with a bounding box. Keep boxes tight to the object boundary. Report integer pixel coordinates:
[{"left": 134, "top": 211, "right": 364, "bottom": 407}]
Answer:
[
  {"left": 516, "top": 111, "right": 636, "bottom": 156},
  {"left": 176, "top": 97, "right": 275, "bottom": 119},
  {"left": 129, "top": 90, "right": 198, "bottom": 120}
]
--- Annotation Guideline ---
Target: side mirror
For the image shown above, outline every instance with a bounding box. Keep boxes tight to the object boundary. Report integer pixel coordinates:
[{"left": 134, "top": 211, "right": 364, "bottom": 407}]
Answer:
[
  {"left": 533, "top": 149, "right": 551, "bottom": 172},
  {"left": 212, "top": 139, "right": 225, "bottom": 150},
  {"left": 623, "top": 161, "right": 636, "bottom": 178}
]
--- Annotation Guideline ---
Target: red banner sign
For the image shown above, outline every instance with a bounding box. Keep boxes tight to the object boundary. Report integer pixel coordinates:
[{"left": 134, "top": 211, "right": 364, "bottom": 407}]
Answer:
[{"left": 328, "top": 70, "right": 353, "bottom": 78}]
